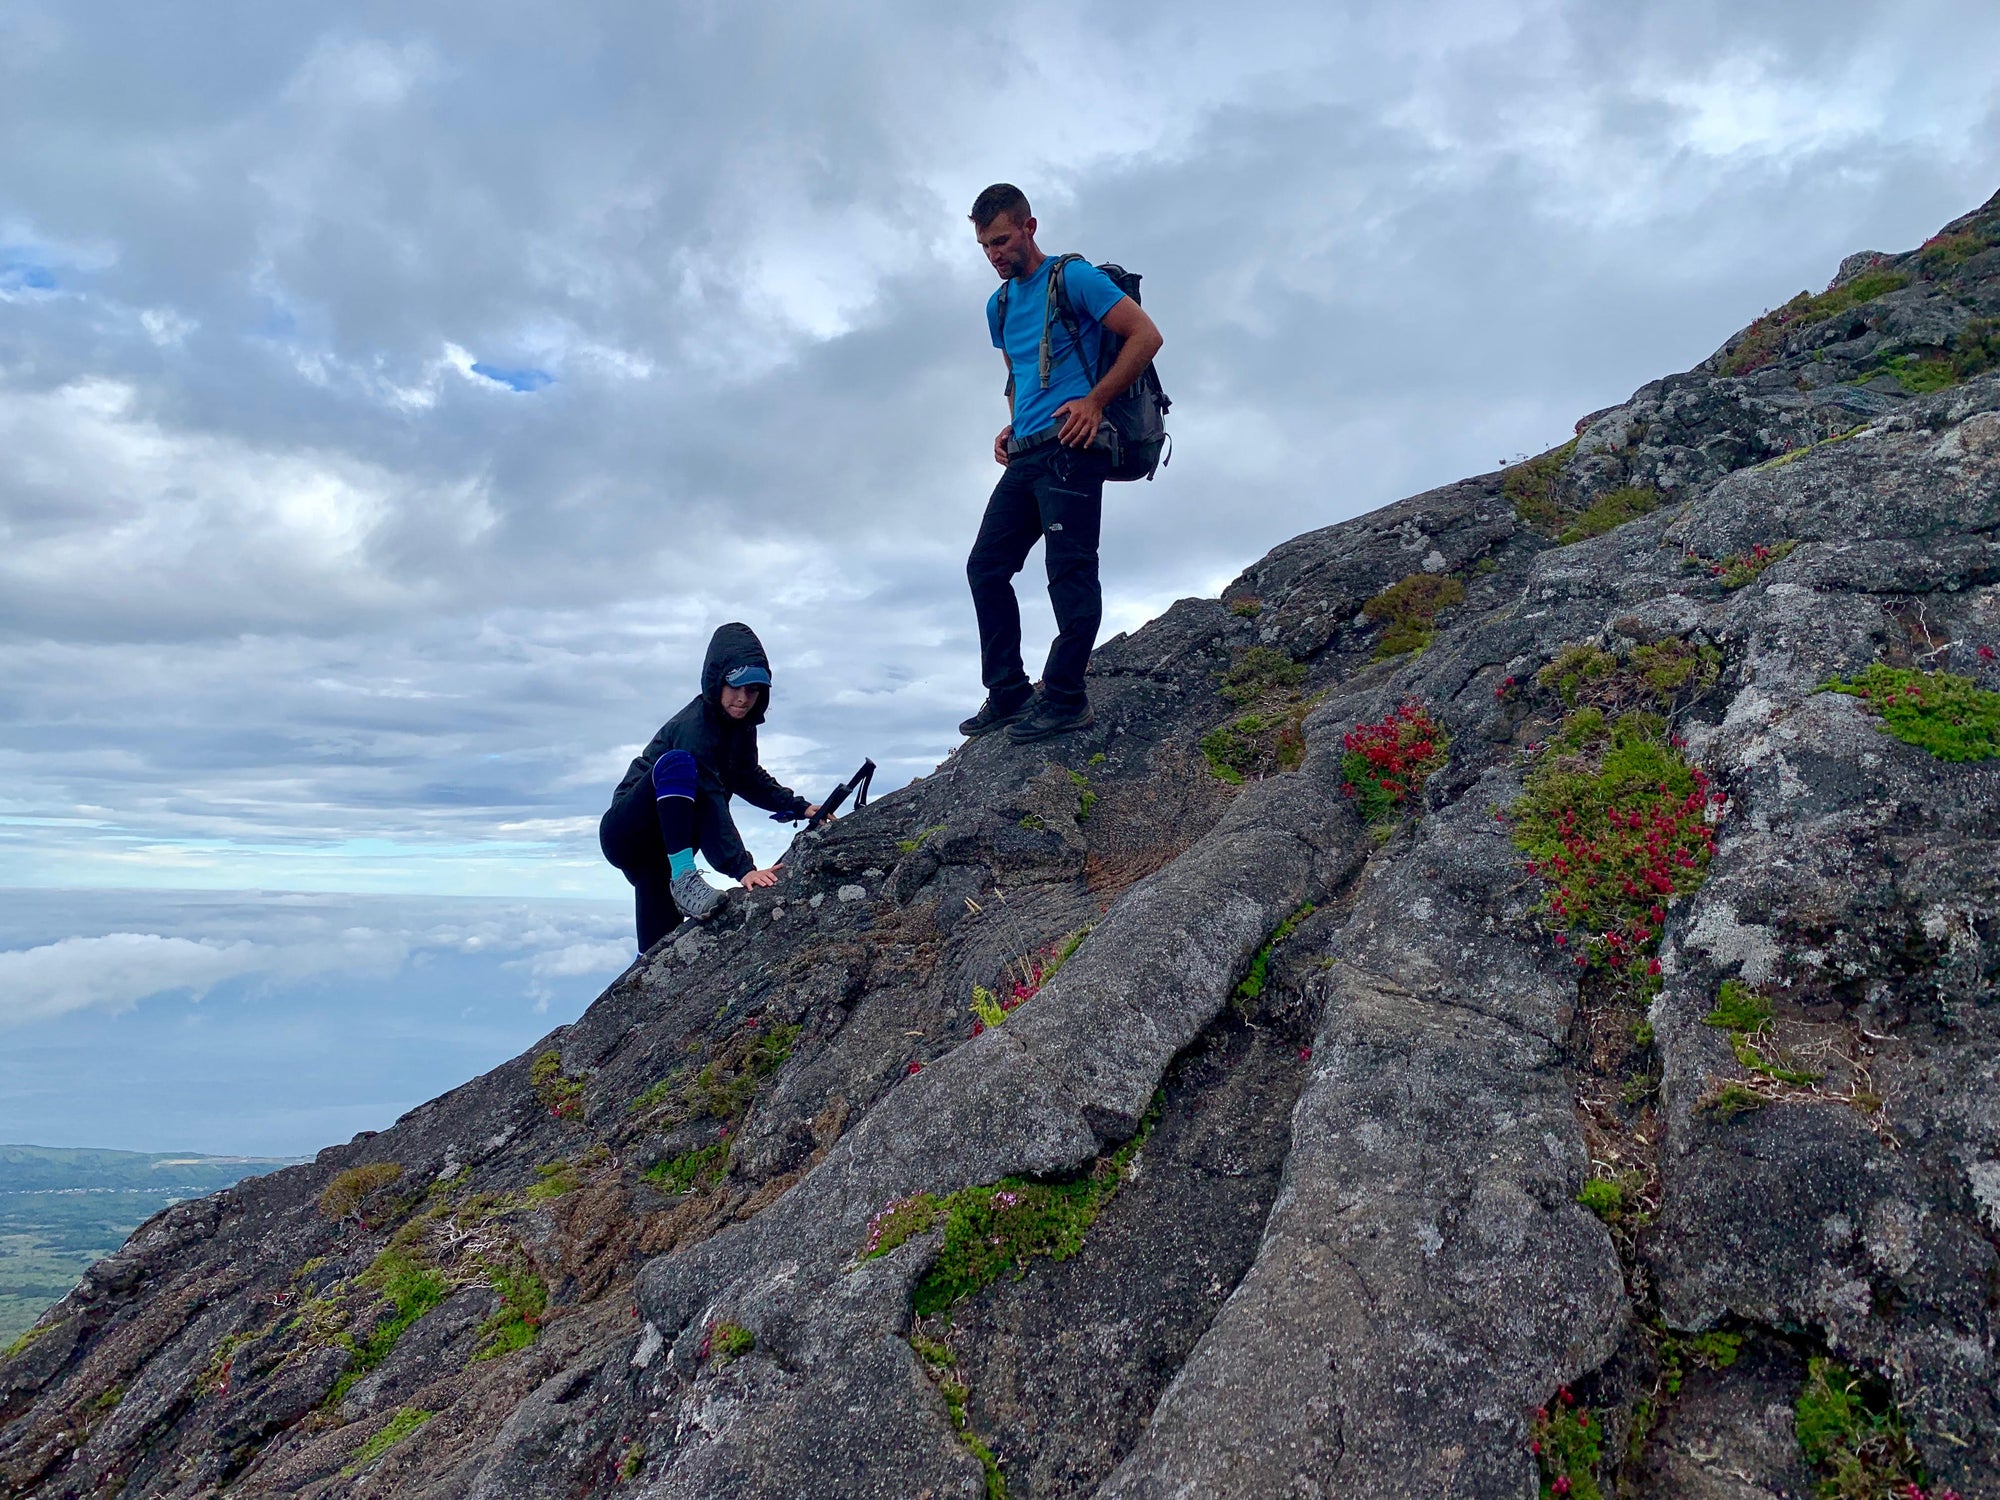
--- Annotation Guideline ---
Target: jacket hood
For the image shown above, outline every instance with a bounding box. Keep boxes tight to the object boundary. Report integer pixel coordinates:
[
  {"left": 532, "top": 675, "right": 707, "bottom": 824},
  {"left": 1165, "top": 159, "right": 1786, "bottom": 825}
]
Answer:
[{"left": 700, "top": 621, "right": 772, "bottom": 727}]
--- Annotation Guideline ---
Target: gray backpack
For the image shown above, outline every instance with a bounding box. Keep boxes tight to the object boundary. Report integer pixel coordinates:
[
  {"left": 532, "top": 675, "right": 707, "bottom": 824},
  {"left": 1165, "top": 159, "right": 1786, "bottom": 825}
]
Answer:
[{"left": 996, "top": 254, "right": 1173, "bottom": 481}]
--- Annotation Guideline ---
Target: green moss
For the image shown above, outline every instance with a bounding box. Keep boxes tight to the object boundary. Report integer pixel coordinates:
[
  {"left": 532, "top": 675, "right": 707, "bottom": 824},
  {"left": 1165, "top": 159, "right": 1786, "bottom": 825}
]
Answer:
[
  {"left": 1227, "top": 596, "right": 1263, "bottom": 618},
  {"left": 318, "top": 1162, "right": 403, "bottom": 1221},
  {"left": 1629, "top": 1328, "right": 1745, "bottom": 1464},
  {"left": 1503, "top": 438, "right": 1580, "bottom": 533},
  {"left": 1556, "top": 486, "right": 1661, "bottom": 545},
  {"left": 1537, "top": 645, "right": 1618, "bottom": 707},
  {"left": 1218, "top": 645, "right": 1305, "bottom": 704},
  {"left": 326, "top": 1247, "right": 449, "bottom": 1403},
  {"left": 1534, "top": 635, "right": 1711, "bottom": 718},
  {"left": 530, "top": 1050, "right": 585, "bottom": 1120},
  {"left": 471, "top": 1260, "right": 546, "bottom": 1362},
  {"left": 628, "top": 1072, "right": 682, "bottom": 1115},
  {"left": 912, "top": 1336, "right": 1007, "bottom": 1498},
  {"left": 1704, "top": 979, "right": 1772, "bottom": 1033},
  {"left": 645, "top": 1142, "right": 727, "bottom": 1195},
  {"left": 619, "top": 1441, "right": 646, "bottom": 1480},
  {"left": 1707, "top": 980, "right": 1822, "bottom": 1091},
  {"left": 1795, "top": 1356, "right": 1930, "bottom": 1496},
  {"left": 523, "top": 1160, "right": 579, "bottom": 1203},
  {"left": 861, "top": 1099, "right": 1160, "bottom": 1316},
  {"left": 1721, "top": 271, "right": 1911, "bottom": 376},
  {"left": 1363, "top": 574, "right": 1465, "bottom": 658},
  {"left": 1756, "top": 423, "right": 1869, "bottom": 472},
  {"left": 1881, "top": 352, "right": 1961, "bottom": 394},
  {"left": 344, "top": 1406, "right": 432, "bottom": 1474},
  {"left": 897, "top": 824, "right": 948, "bottom": 855},
  {"left": 1201, "top": 717, "right": 1262, "bottom": 783},
  {"left": 1825, "top": 663, "right": 2000, "bottom": 762},
  {"left": 1694, "top": 1082, "right": 1766, "bottom": 1121},
  {"left": 1066, "top": 769, "right": 1098, "bottom": 821},
  {"left": 1233, "top": 904, "right": 1316, "bottom": 1014},
  {"left": 635, "top": 1022, "right": 802, "bottom": 1128},
  {"left": 2, "top": 1321, "right": 56, "bottom": 1361},
  {"left": 1472, "top": 555, "right": 1501, "bottom": 575},
  {"left": 1576, "top": 1178, "right": 1625, "bottom": 1220},
  {"left": 1630, "top": 640, "right": 1721, "bottom": 701},
  {"left": 707, "top": 1321, "right": 754, "bottom": 1366}
]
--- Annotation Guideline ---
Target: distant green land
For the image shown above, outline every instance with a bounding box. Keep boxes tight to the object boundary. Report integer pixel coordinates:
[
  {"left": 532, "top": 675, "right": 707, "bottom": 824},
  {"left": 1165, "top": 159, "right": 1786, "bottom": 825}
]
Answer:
[{"left": 0, "top": 1145, "right": 296, "bottom": 1345}]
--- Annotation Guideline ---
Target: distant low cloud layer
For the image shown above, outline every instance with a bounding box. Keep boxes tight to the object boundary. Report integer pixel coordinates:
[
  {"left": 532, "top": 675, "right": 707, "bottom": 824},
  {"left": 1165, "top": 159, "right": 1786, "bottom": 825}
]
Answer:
[
  {"left": 0, "top": 890, "right": 630, "bottom": 1153},
  {"left": 0, "top": 889, "right": 631, "bottom": 1026},
  {"left": 3, "top": 0, "right": 1998, "bottom": 900}
]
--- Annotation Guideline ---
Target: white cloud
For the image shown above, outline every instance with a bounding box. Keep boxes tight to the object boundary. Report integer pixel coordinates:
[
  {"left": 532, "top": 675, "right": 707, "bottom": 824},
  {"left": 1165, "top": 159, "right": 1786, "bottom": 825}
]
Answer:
[{"left": 0, "top": 933, "right": 269, "bottom": 1024}]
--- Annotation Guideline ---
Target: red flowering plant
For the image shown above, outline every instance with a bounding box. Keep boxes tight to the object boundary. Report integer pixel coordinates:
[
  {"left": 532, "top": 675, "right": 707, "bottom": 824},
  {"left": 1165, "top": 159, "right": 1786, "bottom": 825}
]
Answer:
[
  {"left": 969, "top": 928, "right": 1089, "bottom": 1034},
  {"left": 1339, "top": 701, "right": 1451, "bottom": 825},
  {"left": 1693, "top": 539, "right": 1798, "bottom": 590},
  {"left": 1530, "top": 1385, "right": 1605, "bottom": 1499},
  {"left": 1510, "top": 708, "right": 1721, "bottom": 990}
]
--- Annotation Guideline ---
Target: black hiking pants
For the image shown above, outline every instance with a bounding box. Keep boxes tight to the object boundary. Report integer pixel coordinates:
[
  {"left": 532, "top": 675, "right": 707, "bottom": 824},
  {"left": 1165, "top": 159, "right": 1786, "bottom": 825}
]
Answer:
[
  {"left": 599, "top": 782, "right": 699, "bottom": 953},
  {"left": 966, "top": 441, "right": 1109, "bottom": 712}
]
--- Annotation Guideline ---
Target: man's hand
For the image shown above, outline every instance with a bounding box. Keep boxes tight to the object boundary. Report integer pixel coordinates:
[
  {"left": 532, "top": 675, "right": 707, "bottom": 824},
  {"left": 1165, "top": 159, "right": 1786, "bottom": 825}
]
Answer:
[
  {"left": 803, "top": 804, "right": 821, "bottom": 820},
  {"left": 993, "top": 425, "right": 1013, "bottom": 465},
  {"left": 742, "top": 865, "right": 783, "bottom": 890},
  {"left": 1054, "top": 394, "right": 1106, "bottom": 449}
]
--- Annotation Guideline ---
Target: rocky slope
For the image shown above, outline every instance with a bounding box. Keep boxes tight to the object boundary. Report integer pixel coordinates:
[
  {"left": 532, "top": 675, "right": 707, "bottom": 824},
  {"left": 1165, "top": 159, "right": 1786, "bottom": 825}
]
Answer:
[{"left": 4, "top": 191, "right": 1999, "bottom": 1500}]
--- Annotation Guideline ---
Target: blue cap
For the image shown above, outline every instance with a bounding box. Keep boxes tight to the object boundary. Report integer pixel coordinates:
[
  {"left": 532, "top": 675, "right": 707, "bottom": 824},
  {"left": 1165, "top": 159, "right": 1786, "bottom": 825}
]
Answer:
[{"left": 724, "top": 664, "right": 771, "bottom": 688}]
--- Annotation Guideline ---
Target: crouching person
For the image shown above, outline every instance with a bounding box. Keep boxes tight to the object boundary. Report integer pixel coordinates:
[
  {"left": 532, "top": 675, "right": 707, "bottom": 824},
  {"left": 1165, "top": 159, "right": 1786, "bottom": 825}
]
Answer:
[{"left": 599, "top": 622, "right": 818, "bottom": 953}]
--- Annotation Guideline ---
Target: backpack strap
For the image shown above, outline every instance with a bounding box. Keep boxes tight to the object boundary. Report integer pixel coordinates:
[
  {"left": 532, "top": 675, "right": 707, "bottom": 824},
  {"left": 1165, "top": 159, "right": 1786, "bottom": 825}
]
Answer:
[
  {"left": 995, "top": 278, "right": 1015, "bottom": 400},
  {"left": 1039, "top": 253, "right": 1090, "bottom": 390}
]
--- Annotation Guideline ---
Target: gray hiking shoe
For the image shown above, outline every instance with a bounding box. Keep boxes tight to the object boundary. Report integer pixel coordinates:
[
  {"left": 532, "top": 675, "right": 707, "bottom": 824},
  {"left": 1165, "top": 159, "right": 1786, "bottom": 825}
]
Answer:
[{"left": 671, "top": 868, "right": 725, "bottom": 921}]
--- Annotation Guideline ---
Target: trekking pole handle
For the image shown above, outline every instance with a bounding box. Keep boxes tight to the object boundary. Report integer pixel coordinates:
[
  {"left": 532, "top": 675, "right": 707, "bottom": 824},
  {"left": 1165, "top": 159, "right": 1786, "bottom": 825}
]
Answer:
[{"left": 805, "top": 758, "right": 875, "bottom": 831}]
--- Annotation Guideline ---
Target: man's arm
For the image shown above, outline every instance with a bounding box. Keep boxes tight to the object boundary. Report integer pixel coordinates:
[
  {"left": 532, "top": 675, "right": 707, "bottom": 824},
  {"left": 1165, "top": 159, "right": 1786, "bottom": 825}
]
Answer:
[{"left": 1055, "top": 297, "right": 1163, "bottom": 448}]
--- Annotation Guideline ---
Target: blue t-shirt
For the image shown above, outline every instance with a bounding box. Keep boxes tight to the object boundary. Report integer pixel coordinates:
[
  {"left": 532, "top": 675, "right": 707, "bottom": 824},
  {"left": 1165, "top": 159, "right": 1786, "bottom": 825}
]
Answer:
[{"left": 987, "top": 257, "right": 1128, "bottom": 438}]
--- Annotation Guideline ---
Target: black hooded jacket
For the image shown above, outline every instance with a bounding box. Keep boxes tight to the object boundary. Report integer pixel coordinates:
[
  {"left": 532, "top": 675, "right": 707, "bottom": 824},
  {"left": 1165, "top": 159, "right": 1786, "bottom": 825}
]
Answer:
[{"left": 609, "top": 622, "right": 811, "bottom": 879}]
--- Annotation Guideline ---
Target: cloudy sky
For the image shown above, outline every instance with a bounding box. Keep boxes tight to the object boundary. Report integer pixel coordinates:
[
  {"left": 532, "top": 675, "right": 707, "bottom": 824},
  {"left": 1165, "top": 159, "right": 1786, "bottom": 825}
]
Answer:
[{"left": 3, "top": 0, "right": 1997, "bottom": 1155}]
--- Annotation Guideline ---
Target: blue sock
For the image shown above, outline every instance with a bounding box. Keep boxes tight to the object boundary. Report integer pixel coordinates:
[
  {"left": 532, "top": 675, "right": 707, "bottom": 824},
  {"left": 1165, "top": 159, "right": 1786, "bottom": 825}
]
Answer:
[{"left": 668, "top": 848, "right": 695, "bottom": 880}]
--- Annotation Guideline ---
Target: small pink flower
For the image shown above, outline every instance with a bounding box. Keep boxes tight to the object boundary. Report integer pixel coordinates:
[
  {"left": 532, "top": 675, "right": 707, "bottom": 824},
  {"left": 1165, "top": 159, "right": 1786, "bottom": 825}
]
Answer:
[
  {"left": 1980, "top": 645, "right": 1996, "bottom": 662},
  {"left": 1299, "top": 1046, "right": 1313, "bottom": 1060},
  {"left": 906, "top": 1060, "right": 922, "bottom": 1075},
  {"left": 1647, "top": 959, "right": 1661, "bottom": 976}
]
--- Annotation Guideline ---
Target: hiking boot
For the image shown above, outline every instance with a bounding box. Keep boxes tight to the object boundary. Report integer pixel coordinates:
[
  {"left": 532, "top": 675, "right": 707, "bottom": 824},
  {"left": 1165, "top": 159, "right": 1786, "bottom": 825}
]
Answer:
[
  {"left": 670, "top": 868, "right": 725, "bottom": 921},
  {"left": 959, "top": 694, "right": 1034, "bottom": 738},
  {"left": 1007, "top": 698, "right": 1094, "bottom": 743}
]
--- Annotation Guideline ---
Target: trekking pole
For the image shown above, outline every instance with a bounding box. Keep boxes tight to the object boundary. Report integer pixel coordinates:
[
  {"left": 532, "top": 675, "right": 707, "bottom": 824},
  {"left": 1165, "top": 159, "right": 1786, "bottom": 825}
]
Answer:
[{"left": 772, "top": 758, "right": 875, "bottom": 833}]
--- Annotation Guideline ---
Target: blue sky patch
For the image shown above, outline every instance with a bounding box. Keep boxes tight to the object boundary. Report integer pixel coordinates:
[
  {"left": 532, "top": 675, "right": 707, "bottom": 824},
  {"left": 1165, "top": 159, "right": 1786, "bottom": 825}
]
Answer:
[
  {"left": 470, "top": 361, "right": 554, "bottom": 392},
  {"left": 0, "top": 254, "right": 57, "bottom": 293}
]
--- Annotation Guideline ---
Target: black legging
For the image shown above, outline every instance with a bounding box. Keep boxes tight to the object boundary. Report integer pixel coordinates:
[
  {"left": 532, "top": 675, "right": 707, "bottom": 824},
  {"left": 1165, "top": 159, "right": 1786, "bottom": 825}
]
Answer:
[{"left": 599, "top": 781, "right": 699, "bottom": 953}]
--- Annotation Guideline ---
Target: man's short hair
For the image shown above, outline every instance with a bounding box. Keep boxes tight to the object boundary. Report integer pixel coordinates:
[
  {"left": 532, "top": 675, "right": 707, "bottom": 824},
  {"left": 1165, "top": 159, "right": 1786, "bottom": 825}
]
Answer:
[{"left": 970, "top": 183, "right": 1031, "bottom": 230}]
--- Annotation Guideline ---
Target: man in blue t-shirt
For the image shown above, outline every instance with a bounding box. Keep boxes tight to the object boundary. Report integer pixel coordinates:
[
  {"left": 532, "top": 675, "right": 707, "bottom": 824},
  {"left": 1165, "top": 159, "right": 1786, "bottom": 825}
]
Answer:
[{"left": 959, "top": 183, "right": 1165, "bottom": 743}]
